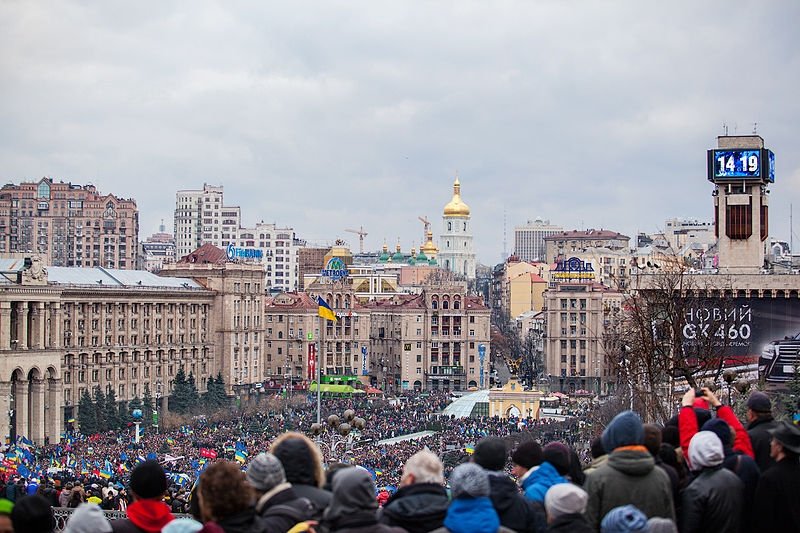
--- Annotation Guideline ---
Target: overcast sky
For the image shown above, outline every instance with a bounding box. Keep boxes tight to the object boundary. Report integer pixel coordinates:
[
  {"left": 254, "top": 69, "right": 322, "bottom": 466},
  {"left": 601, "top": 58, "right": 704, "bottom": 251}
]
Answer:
[{"left": 2, "top": 1, "right": 798, "bottom": 264}]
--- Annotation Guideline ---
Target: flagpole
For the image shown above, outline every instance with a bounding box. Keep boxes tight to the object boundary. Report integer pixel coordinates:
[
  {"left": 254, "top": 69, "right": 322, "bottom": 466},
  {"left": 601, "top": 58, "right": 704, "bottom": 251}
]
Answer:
[{"left": 317, "top": 313, "right": 323, "bottom": 426}]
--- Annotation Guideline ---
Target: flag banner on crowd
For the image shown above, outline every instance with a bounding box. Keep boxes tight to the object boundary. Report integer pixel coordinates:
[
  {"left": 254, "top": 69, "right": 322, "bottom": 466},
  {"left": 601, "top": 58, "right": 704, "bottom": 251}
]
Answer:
[
  {"left": 317, "top": 296, "right": 337, "bottom": 322},
  {"left": 199, "top": 448, "right": 217, "bottom": 459}
]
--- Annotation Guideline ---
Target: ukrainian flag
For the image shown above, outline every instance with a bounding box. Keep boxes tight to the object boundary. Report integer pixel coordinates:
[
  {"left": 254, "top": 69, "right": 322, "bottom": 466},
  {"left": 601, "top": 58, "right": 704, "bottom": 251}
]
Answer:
[{"left": 317, "top": 296, "right": 337, "bottom": 322}]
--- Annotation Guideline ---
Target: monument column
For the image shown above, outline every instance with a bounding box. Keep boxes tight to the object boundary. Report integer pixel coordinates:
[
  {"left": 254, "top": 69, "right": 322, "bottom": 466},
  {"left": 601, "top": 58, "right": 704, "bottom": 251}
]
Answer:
[
  {"left": 30, "top": 302, "right": 45, "bottom": 349},
  {"left": 49, "top": 303, "right": 62, "bottom": 349},
  {"left": 45, "top": 378, "right": 62, "bottom": 443}
]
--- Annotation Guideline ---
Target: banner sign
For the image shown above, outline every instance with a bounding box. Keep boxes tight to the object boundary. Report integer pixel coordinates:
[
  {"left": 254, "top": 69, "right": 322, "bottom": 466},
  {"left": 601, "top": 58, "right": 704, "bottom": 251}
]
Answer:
[
  {"left": 321, "top": 257, "right": 349, "bottom": 282},
  {"left": 226, "top": 244, "right": 263, "bottom": 260},
  {"left": 361, "top": 346, "right": 368, "bottom": 375},
  {"left": 308, "top": 343, "right": 317, "bottom": 381},
  {"left": 478, "top": 344, "right": 486, "bottom": 388}
]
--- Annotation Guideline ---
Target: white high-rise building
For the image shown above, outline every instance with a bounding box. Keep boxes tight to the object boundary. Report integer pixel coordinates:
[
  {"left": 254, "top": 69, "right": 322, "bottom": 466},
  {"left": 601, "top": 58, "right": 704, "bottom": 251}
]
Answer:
[
  {"left": 514, "top": 218, "right": 563, "bottom": 262},
  {"left": 438, "top": 177, "right": 476, "bottom": 279},
  {"left": 236, "top": 222, "right": 303, "bottom": 293},
  {"left": 174, "top": 184, "right": 241, "bottom": 258}
]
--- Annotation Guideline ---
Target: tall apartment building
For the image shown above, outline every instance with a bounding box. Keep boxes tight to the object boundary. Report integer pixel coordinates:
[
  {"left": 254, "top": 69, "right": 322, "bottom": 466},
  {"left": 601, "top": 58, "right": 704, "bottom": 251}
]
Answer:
[
  {"left": 514, "top": 218, "right": 563, "bottom": 262},
  {"left": 174, "top": 184, "right": 240, "bottom": 259},
  {"left": 543, "top": 282, "right": 622, "bottom": 394},
  {"left": 0, "top": 178, "right": 138, "bottom": 268},
  {"left": 174, "top": 186, "right": 303, "bottom": 291}
]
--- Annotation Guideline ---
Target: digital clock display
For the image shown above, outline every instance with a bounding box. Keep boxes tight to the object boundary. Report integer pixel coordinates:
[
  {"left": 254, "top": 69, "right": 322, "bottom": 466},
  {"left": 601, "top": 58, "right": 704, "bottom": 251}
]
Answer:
[{"left": 712, "top": 149, "right": 761, "bottom": 178}]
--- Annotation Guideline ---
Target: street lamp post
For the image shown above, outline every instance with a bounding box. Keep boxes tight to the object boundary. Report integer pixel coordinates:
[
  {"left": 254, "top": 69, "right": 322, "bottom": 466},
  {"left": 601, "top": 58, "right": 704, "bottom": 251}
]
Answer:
[
  {"left": 723, "top": 370, "right": 738, "bottom": 405},
  {"left": 310, "top": 409, "right": 366, "bottom": 463},
  {"left": 155, "top": 381, "right": 162, "bottom": 433}
]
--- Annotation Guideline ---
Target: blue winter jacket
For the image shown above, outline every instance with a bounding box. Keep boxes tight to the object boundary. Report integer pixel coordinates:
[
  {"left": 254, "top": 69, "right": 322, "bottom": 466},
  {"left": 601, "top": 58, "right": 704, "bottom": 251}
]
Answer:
[{"left": 521, "top": 461, "right": 567, "bottom": 502}]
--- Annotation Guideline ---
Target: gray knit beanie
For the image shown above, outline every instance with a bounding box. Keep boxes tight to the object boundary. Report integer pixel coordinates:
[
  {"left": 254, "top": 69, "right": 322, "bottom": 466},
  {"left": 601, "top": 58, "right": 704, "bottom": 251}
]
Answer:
[
  {"left": 246, "top": 452, "right": 286, "bottom": 492},
  {"left": 449, "top": 463, "right": 489, "bottom": 499},
  {"left": 64, "top": 503, "right": 112, "bottom": 533}
]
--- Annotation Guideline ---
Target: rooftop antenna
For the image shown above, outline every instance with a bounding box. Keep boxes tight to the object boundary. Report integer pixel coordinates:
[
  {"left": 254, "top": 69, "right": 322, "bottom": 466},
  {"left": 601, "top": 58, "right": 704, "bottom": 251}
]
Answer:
[
  {"left": 722, "top": 122, "right": 728, "bottom": 136},
  {"left": 752, "top": 122, "right": 758, "bottom": 134}
]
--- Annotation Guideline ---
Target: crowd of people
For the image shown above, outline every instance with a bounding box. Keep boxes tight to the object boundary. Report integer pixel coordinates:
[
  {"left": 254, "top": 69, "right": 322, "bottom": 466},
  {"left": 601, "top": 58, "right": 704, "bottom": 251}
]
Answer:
[{"left": 0, "top": 385, "right": 797, "bottom": 532}]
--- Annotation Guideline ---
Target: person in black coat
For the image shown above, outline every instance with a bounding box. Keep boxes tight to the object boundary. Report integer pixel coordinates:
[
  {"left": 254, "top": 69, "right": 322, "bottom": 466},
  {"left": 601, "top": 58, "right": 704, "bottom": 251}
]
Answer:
[
  {"left": 744, "top": 391, "right": 779, "bottom": 472},
  {"left": 543, "top": 483, "right": 591, "bottom": 533},
  {"left": 380, "top": 450, "right": 450, "bottom": 533},
  {"left": 271, "top": 432, "right": 332, "bottom": 520},
  {"left": 247, "top": 452, "right": 315, "bottom": 533},
  {"left": 752, "top": 421, "right": 800, "bottom": 531},
  {"left": 473, "top": 437, "right": 546, "bottom": 533},
  {"left": 680, "top": 431, "right": 744, "bottom": 533}
]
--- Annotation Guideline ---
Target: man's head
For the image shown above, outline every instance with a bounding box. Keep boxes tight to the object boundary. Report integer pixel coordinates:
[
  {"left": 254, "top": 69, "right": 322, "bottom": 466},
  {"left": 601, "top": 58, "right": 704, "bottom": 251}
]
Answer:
[
  {"left": 449, "top": 463, "right": 490, "bottom": 499},
  {"left": 0, "top": 498, "right": 14, "bottom": 533},
  {"left": 768, "top": 421, "right": 800, "bottom": 462},
  {"left": 129, "top": 460, "right": 168, "bottom": 501},
  {"left": 642, "top": 424, "right": 663, "bottom": 457},
  {"left": 701, "top": 418, "right": 734, "bottom": 449},
  {"left": 199, "top": 461, "right": 254, "bottom": 523},
  {"left": 511, "top": 440, "right": 543, "bottom": 478},
  {"left": 746, "top": 391, "right": 772, "bottom": 423},
  {"left": 473, "top": 437, "right": 507, "bottom": 472},
  {"left": 10, "top": 495, "right": 55, "bottom": 533},
  {"left": 602, "top": 410, "right": 644, "bottom": 453},
  {"left": 590, "top": 437, "right": 606, "bottom": 460},
  {"left": 542, "top": 442, "right": 571, "bottom": 476},
  {"left": 401, "top": 450, "right": 444, "bottom": 487}
]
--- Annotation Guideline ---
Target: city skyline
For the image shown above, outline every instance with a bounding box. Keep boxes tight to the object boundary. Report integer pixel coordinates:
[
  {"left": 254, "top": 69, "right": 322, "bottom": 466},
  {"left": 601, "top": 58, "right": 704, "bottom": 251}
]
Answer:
[{"left": 2, "top": 2, "right": 799, "bottom": 263}]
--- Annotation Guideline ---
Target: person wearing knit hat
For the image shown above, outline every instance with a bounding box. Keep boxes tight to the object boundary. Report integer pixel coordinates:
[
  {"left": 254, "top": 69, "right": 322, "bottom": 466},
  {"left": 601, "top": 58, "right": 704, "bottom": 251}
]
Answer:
[
  {"left": 646, "top": 517, "right": 678, "bottom": 533},
  {"left": 10, "top": 494, "right": 55, "bottom": 533},
  {"left": 584, "top": 410, "right": 675, "bottom": 530},
  {"left": 245, "top": 452, "right": 314, "bottom": 531},
  {"left": 161, "top": 518, "right": 204, "bottom": 533},
  {"left": 433, "top": 464, "right": 512, "bottom": 533},
  {"left": 600, "top": 505, "right": 648, "bottom": 533},
  {"left": 752, "top": 421, "right": 800, "bottom": 532},
  {"left": 518, "top": 441, "right": 568, "bottom": 503},
  {"left": 111, "top": 460, "right": 174, "bottom": 533},
  {"left": 0, "top": 498, "right": 13, "bottom": 533},
  {"left": 680, "top": 431, "right": 744, "bottom": 533},
  {"left": 745, "top": 390, "right": 779, "bottom": 471},
  {"left": 543, "top": 483, "right": 591, "bottom": 533},
  {"left": 64, "top": 503, "right": 112, "bottom": 533},
  {"left": 473, "top": 437, "right": 545, "bottom": 533}
]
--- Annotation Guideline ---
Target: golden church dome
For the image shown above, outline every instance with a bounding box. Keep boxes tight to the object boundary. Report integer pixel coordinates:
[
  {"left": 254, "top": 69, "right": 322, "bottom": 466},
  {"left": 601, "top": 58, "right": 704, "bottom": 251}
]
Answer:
[
  {"left": 420, "top": 230, "right": 438, "bottom": 257},
  {"left": 443, "top": 176, "right": 470, "bottom": 217}
]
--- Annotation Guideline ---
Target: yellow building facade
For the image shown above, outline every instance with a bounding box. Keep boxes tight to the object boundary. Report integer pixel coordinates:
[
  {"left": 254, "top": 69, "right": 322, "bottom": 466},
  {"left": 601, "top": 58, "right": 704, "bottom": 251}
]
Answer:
[{"left": 488, "top": 377, "right": 545, "bottom": 419}]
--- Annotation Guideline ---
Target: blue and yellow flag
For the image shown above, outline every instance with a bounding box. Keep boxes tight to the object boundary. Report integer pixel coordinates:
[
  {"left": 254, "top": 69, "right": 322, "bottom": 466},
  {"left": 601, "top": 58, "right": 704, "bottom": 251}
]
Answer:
[{"left": 317, "top": 296, "right": 337, "bottom": 322}]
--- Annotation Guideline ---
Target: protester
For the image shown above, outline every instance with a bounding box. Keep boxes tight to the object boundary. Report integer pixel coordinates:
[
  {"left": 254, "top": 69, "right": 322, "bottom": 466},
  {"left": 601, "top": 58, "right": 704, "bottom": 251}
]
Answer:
[
  {"left": 583, "top": 438, "right": 606, "bottom": 475},
  {"left": 542, "top": 483, "right": 590, "bottom": 533},
  {"left": 584, "top": 410, "right": 675, "bottom": 529},
  {"left": 271, "top": 432, "right": 331, "bottom": 518},
  {"left": 473, "top": 437, "right": 545, "bottom": 533},
  {"left": 752, "top": 421, "right": 800, "bottom": 531},
  {"left": 10, "top": 494, "right": 55, "bottom": 533},
  {"left": 678, "top": 388, "right": 754, "bottom": 465},
  {"left": 64, "top": 502, "right": 113, "bottom": 533},
  {"left": 320, "top": 467, "right": 406, "bottom": 533},
  {"left": 430, "top": 462, "right": 512, "bottom": 533},
  {"left": 112, "top": 460, "right": 174, "bottom": 533},
  {"left": 380, "top": 450, "right": 450, "bottom": 533},
  {"left": 642, "top": 424, "right": 679, "bottom": 509},
  {"left": 680, "top": 431, "right": 743, "bottom": 533},
  {"left": 600, "top": 505, "right": 648, "bottom": 533},
  {"left": 745, "top": 391, "right": 780, "bottom": 471},
  {"left": 0, "top": 498, "right": 14, "bottom": 533},
  {"left": 518, "top": 441, "right": 568, "bottom": 503},
  {"left": 246, "top": 452, "right": 314, "bottom": 532},
  {"left": 197, "top": 461, "right": 261, "bottom": 533}
]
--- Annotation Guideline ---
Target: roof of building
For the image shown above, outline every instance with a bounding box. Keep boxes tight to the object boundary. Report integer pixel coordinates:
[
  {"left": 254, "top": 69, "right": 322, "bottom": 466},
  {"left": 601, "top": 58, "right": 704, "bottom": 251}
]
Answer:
[
  {"left": 265, "top": 292, "right": 319, "bottom": 310},
  {"left": 47, "top": 267, "right": 202, "bottom": 289},
  {"left": 530, "top": 273, "right": 547, "bottom": 283},
  {"left": 443, "top": 177, "right": 470, "bottom": 217},
  {"left": 442, "top": 390, "right": 490, "bottom": 418},
  {"left": 543, "top": 229, "right": 630, "bottom": 241},
  {"left": 178, "top": 243, "right": 228, "bottom": 265}
]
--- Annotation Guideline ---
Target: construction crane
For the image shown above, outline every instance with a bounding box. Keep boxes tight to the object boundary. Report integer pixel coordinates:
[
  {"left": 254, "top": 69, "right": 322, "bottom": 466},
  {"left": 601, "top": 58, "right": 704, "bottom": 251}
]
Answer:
[
  {"left": 345, "top": 226, "right": 368, "bottom": 253},
  {"left": 418, "top": 216, "right": 430, "bottom": 242}
]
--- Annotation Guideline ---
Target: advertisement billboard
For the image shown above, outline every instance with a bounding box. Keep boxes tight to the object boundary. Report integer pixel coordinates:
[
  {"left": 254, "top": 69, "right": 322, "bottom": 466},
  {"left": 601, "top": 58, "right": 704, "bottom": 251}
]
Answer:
[{"left": 680, "top": 297, "right": 800, "bottom": 383}]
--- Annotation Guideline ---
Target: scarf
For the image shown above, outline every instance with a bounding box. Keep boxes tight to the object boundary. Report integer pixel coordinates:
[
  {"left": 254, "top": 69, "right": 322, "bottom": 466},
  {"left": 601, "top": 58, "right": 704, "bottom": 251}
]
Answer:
[
  {"left": 126, "top": 499, "right": 175, "bottom": 533},
  {"left": 443, "top": 497, "right": 500, "bottom": 533}
]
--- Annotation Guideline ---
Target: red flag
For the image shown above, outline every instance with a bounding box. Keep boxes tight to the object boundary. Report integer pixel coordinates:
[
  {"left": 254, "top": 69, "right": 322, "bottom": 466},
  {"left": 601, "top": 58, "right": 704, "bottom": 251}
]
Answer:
[{"left": 199, "top": 448, "right": 217, "bottom": 459}]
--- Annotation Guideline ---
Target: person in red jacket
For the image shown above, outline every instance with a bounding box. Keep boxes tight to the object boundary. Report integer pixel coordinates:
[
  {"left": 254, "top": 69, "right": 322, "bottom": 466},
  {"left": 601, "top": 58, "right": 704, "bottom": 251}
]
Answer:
[{"left": 678, "top": 388, "right": 754, "bottom": 469}]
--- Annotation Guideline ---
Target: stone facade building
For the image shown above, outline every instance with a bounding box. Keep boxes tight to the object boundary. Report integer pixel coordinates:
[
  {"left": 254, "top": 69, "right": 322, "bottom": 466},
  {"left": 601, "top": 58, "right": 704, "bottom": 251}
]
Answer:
[{"left": 0, "top": 178, "right": 139, "bottom": 268}]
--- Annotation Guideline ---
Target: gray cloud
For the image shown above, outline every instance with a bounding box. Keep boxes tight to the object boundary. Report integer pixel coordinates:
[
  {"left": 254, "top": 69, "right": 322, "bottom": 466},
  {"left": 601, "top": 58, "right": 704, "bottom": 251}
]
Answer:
[{"left": 2, "top": 1, "right": 798, "bottom": 263}]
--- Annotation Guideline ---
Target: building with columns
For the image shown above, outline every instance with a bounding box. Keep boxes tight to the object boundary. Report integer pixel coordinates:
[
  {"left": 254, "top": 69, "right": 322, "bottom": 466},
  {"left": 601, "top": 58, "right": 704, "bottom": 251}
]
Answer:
[{"left": 439, "top": 177, "right": 476, "bottom": 280}]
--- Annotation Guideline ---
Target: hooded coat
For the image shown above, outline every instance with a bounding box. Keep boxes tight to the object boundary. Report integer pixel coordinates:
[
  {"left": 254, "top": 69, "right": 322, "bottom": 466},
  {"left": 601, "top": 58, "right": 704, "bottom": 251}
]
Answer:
[
  {"left": 111, "top": 499, "right": 175, "bottom": 533},
  {"left": 485, "top": 471, "right": 546, "bottom": 533},
  {"left": 520, "top": 462, "right": 567, "bottom": 503},
  {"left": 321, "top": 468, "right": 405, "bottom": 533},
  {"left": 681, "top": 431, "right": 744, "bottom": 533},
  {"left": 379, "top": 482, "right": 450, "bottom": 533},
  {"left": 583, "top": 448, "right": 675, "bottom": 530}
]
